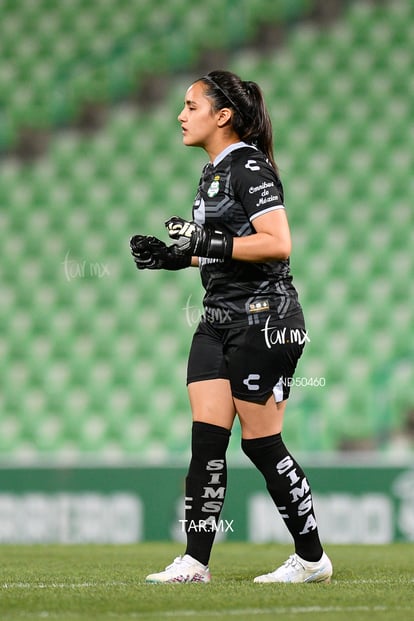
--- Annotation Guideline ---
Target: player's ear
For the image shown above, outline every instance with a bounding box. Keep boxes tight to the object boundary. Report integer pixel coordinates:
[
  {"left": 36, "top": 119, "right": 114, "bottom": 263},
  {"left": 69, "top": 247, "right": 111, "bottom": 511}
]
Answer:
[{"left": 217, "top": 108, "right": 232, "bottom": 127}]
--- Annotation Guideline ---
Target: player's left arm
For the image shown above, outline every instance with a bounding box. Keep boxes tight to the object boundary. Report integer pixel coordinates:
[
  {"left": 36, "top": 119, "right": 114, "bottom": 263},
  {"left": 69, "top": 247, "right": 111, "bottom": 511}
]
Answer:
[
  {"left": 232, "top": 208, "right": 291, "bottom": 262},
  {"left": 231, "top": 153, "right": 291, "bottom": 262},
  {"left": 165, "top": 155, "right": 291, "bottom": 263},
  {"left": 165, "top": 211, "right": 290, "bottom": 263}
]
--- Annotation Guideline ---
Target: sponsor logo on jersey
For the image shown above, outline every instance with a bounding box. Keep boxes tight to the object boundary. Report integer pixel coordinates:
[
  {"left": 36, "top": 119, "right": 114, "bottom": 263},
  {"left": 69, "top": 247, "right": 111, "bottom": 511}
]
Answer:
[
  {"left": 248, "top": 181, "right": 275, "bottom": 194},
  {"left": 249, "top": 300, "right": 270, "bottom": 313},
  {"left": 207, "top": 175, "right": 220, "bottom": 197},
  {"left": 245, "top": 159, "right": 260, "bottom": 172}
]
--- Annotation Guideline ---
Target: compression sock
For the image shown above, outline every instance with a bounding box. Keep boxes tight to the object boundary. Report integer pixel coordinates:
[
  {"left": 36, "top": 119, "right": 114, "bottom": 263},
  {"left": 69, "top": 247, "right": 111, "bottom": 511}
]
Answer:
[
  {"left": 241, "top": 433, "right": 323, "bottom": 562},
  {"left": 184, "top": 421, "right": 231, "bottom": 566}
]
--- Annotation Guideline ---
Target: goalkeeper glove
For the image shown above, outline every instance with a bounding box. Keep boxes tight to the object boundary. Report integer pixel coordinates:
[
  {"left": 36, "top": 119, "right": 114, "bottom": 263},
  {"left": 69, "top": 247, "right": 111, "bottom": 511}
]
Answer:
[
  {"left": 165, "top": 216, "right": 233, "bottom": 260},
  {"left": 130, "top": 235, "right": 191, "bottom": 270}
]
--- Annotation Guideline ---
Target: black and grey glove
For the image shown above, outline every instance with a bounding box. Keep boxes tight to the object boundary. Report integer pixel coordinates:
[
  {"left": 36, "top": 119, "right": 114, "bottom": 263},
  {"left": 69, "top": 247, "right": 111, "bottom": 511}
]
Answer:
[
  {"left": 165, "top": 216, "right": 233, "bottom": 260},
  {"left": 130, "top": 235, "right": 191, "bottom": 270}
]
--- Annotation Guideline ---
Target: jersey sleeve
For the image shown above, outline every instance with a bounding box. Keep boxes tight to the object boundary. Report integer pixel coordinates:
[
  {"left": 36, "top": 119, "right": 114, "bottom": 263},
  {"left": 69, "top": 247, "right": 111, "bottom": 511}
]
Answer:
[{"left": 231, "top": 150, "right": 285, "bottom": 222}]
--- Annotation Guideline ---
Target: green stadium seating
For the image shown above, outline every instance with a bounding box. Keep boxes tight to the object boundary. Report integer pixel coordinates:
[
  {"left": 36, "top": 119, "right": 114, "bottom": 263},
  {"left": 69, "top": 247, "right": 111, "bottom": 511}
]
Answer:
[
  {"left": 0, "top": 0, "right": 413, "bottom": 459},
  {"left": 0, "top": 0, "right": 314, "bottom": 153}
]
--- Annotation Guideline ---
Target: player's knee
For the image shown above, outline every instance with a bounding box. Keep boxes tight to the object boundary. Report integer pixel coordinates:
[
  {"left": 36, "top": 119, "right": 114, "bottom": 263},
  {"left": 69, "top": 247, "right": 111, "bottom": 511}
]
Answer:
[{"left": 241, "top": 433, "right": 283, "bottom": 464}]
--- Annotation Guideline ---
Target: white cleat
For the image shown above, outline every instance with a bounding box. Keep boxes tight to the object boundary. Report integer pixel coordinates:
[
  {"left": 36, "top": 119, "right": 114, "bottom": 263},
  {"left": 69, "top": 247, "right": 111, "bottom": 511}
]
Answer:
[
  {"left": 254, "top": 552, "right": 333, "bottom": 584},
  {"left": 146, "top": 554, "right": 211, "bottom": 584}
]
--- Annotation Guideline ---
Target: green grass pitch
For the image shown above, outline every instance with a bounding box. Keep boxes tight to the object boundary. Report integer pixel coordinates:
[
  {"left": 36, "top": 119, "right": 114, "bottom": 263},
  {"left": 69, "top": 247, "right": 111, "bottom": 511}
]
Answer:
[{"left": 1, "top": 543, "right": 413, "bottom": 621}]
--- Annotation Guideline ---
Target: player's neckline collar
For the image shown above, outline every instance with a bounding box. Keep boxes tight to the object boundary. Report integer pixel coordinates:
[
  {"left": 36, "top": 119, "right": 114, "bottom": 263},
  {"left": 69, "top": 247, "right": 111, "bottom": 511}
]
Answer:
[{"left": 212, "top": 141, "right": 255, "bottom": 167}]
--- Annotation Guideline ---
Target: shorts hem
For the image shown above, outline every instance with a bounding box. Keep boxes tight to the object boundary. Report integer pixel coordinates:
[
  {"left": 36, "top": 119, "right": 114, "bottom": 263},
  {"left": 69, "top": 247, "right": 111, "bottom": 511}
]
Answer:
[
  {"left": 187, "top": 371, "right": 229, "bottom": 386},
  {"left": 231, "top": 388, "right": 289, "bottom": 404}
]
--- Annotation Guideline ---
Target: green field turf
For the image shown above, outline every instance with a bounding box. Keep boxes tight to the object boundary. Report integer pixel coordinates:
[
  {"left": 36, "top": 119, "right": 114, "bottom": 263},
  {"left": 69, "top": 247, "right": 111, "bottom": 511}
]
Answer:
[{"left": 0, "top": 543, "right": 413, "bottom": 621}]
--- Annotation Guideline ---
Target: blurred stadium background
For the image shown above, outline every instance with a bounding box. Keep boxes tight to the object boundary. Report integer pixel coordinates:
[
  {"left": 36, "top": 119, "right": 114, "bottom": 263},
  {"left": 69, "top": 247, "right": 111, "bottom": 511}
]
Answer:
[{"left": 0, "top": 0, "right": 413, "bottom": 543}]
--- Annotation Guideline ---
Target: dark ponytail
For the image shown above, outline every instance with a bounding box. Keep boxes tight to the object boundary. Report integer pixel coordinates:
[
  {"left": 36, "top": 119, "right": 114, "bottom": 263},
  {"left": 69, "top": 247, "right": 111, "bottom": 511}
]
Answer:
[{"left": 198, "top": 70, "right": 278, "bottom": 173}]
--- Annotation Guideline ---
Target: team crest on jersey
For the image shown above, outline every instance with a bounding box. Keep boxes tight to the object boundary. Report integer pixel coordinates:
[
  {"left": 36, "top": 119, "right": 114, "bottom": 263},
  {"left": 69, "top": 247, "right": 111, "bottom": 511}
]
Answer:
[{"left": 207, "top": 175, "right": 220, "bottom": 197}]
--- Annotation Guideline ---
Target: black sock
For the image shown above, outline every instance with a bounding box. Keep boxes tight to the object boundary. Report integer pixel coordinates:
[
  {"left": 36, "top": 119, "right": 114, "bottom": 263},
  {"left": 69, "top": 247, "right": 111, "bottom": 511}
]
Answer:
[
  {"left": 184, "top": 421, "right": 231, "bottom": 566},
  {"left": 241, "top": 433, "right": 323, "bottom": 562}
]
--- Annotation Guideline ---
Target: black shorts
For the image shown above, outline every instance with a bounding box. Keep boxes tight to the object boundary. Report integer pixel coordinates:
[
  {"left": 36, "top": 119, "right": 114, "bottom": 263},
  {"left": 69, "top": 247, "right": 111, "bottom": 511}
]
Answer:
[{"left": 187, "top": 311, "right": 307, "bottom": 403}]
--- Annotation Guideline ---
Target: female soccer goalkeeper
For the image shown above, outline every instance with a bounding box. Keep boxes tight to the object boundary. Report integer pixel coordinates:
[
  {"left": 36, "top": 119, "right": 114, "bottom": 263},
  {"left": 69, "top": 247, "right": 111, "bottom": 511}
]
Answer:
[{"left": 130, "top": 70, "right": 332, "bottom": 584}]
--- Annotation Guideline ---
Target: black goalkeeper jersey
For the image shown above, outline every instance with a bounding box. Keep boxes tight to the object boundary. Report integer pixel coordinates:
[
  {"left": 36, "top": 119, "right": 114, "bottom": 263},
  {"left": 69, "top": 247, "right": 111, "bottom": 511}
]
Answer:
[{"left": 192, "top": 142, "right": 302, "bottom": 327}]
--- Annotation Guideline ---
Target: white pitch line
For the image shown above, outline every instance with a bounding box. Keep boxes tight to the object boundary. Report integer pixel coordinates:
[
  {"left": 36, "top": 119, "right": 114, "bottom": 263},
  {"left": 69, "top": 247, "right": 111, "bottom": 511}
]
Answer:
[
  {"left": 2, "top": 578, "right": 413, "bottom": 590},
  {"left": 1, "top": 581, "right": 131, "bottom": 589},
  {"left": 3, "top": 606, "right": 396, "bottom": 619},
  {"left": 2, "top": 577, "right": 413, "bottom": 590},
  {"left": 4, "top": 603, "right": 414, "bottom": 620},
  {"left": 339, "top": 578, "right": 414, "bottom": 584},
  {"left": 105, "top": 606, "right": 394, "bottom": 618}
]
